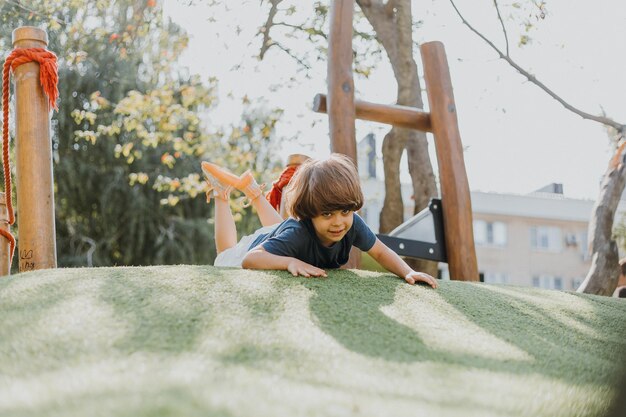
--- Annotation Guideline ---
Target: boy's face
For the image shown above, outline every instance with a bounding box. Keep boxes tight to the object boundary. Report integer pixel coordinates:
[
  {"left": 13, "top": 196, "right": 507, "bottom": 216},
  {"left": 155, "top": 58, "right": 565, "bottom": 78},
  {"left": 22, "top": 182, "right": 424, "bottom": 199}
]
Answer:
[{"left": 311, "top": 209, "right": 354, "bottom": 247}]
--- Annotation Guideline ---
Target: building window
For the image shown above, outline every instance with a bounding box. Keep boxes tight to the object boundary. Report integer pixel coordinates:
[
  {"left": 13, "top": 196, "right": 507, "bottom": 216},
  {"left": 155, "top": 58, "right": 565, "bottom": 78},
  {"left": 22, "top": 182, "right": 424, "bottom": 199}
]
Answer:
[
  {"left": 530, "top": 226, "right": 562, "bottom": 252},
  {"left": 532, "top": 274, "right": 564, "bottom": 290},
  {"left": 484, "top": 272, "right": 508, "bottom": 284},
  {"left": 474, "top": 220, "right": 507, "bottom": 246},
  {"left": 579, "top": 232, "right": 590, "bottom": 261}
]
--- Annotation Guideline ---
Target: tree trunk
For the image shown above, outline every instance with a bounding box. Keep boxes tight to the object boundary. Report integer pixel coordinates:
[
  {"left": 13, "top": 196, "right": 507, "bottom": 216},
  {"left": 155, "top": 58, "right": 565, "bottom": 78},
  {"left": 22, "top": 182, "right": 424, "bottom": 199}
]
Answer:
[
  {"left": 578, "top": 142, "right": 626, "bottom": 296},
  {"left": 357, "top": 0, "right": 438, "bottom": 276}
]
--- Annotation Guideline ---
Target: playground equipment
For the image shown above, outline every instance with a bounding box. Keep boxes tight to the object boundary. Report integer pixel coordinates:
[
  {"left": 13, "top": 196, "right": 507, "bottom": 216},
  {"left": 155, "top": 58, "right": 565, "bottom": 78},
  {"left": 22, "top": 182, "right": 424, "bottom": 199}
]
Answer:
[
  {"left": 0, "top": 26, "right": 58, "bottom": 275},
  {"left": 314, "top": 0, "right": 478, "bottom": 281}
]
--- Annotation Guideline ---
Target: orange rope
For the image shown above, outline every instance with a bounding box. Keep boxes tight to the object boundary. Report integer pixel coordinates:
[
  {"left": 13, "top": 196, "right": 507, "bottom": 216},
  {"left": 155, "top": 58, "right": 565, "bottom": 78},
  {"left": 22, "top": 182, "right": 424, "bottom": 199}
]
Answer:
[{"left": 1, "top": 47, "right": 58, "bottom": 264}]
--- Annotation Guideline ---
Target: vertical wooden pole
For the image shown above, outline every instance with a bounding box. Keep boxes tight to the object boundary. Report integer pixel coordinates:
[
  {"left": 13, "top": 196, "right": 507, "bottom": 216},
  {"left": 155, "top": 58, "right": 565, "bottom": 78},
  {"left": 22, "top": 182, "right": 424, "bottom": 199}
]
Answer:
[
  {"left": 327, "top": 0, "right": 357, "bottom": 160},
  {"left": 0, "top": 193, "right": 10, "bottom": 275},
  {"left": 12, "top": 27, "right": 57, "bottom": 272},
  {"left": 328, "top": 0, "right": 360, "bottom": 269},
  {"left": 421, "top": 41, "right": 478, "bottom": 281}
]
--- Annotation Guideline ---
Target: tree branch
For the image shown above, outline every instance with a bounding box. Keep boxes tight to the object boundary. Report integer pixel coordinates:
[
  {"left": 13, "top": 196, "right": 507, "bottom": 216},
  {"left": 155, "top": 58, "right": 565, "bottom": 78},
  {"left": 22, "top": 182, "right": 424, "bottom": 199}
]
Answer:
[
  {"left": 492, "top": 0, "right": 509, "bottom": 56},
  {"left": 272, "top": 42, "right": 311, "bottom": 70},
  {"left": 272, "top": 22, "right": 328, "bottom": 40},
  {"left": 5, "top": 0, "right": 66, "bottom": 26},
  {"left": 258, "top": 0, "right": 283, "bottom": 60},
  {"left": 449, "top": 0, "right": 625, "bottom": 135}
]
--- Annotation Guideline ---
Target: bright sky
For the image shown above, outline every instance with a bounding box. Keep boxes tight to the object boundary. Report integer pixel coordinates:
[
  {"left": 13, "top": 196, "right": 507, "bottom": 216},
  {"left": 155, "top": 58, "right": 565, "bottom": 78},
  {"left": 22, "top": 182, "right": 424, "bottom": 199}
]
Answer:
[{"left": 163, "top": 0, "right": 626, "bottom": 200}]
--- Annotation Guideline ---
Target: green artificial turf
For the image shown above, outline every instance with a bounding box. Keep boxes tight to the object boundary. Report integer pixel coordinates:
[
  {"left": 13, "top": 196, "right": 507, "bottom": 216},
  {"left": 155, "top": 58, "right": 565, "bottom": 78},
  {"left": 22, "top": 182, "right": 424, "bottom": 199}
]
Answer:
[{"left": 0, "top": 265, "right": 625, "bottom": 417}]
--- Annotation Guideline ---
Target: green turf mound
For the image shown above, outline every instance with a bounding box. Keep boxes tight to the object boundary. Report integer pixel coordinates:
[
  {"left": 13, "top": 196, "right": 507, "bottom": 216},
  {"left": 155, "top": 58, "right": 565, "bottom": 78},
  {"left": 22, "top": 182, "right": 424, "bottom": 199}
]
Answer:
[{"left": 1, "top": 265, "right": 625, "bottom": 417}]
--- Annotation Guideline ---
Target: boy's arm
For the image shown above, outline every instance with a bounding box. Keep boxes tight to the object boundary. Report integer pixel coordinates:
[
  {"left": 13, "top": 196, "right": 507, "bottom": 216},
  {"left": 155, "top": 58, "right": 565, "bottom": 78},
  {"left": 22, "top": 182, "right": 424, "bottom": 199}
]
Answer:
[
  {"left": 367, "top": 238, "right": 438, "bottom": 288},
  {"left": 242, "top": 246, "right": 327, "bottom": 278}
]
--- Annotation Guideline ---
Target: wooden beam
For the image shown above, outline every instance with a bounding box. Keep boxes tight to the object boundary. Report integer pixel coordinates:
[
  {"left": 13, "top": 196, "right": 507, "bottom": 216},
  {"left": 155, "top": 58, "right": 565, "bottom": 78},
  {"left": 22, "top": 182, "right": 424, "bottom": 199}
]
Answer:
[
  {"left": 421, "top": 41, "right": 478, "bottom": 281},
  {"left": 12, "top": 27, "right": 57, "bottom": 272},
  {"left": 313, "top": 93, "right": 432, "bottom": 132}
]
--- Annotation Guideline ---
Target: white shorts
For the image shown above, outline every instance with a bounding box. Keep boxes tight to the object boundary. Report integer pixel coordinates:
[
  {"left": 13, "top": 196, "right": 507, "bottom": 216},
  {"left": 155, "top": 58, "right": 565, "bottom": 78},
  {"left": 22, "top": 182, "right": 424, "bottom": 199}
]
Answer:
[{"left": 214, "top": 224, "right": 279, "bottom": 267}]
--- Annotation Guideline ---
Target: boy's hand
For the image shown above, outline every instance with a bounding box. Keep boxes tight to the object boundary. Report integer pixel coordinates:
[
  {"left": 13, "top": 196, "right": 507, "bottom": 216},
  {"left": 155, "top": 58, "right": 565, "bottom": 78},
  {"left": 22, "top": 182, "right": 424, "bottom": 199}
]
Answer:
[
  {"left": 405, "top": 270, "right": 438, "bottom": 288},
  {"left": 287, "top": 259, "right": 327, "bottom": 278}
]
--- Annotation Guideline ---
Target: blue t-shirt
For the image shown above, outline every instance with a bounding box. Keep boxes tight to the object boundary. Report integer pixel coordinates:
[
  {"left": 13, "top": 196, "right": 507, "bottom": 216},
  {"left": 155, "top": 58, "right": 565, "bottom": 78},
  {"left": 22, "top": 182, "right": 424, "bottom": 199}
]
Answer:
[{"left": 248, "top": 213, "right": 377, "bottom": 269}]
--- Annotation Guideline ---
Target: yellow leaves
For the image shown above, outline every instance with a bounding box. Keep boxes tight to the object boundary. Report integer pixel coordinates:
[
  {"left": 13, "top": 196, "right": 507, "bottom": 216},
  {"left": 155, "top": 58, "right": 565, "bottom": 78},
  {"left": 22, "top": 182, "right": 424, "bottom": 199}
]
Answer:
[
  {"left": 160, "top": 194, "right": 180, "bottom": 207},
  {"left": 74, "top": 130, "right": 97, "bottom": 145},
  {"left": 114, "top": 142, "right": 138, "bottom": 164},
  {"left": 518, "top": 35, "right": 530, "bottom": 47},
  {"left": 128, "top": 172, "right": 149, "bottom": 186},
  {"left": 152, "top": 173, "right": 205, "bottom": 205},
  {"left": 97, "top": 123, "right": 120, "bottom": 136},
  {"left": 160, "top": 152, "right": 176, "bottom": 168},
  {"left": 260, "top": 125, "right": 272, "bottom": 138},
  {"left": 71, "top": 109, "right": 97, "bottom": 125},
  {"left": 117, "top": 142, "right": 134, "bottom": 158},
  {"left": 123, "top": 118, "right": 140, "bottom": 132},
  {"left": 48, "top": 19, "right": 61, "bottom": 32},
  {"left": 90, "top": 91, "right": 110, "bottom": 109},
  {"left": 180, "top": 86, "right": 197, "bottom": 108},
  {"left": 114, "top": 90, "right": 144, "bottom": 116}
]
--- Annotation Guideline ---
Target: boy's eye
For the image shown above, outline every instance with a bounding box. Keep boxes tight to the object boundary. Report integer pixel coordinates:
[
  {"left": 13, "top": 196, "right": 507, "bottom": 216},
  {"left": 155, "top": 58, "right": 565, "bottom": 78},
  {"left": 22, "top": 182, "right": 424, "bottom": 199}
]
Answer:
[
  {"left": 341, "top": 209, "right": 350, "bottom": 215},
  {"left": 321, "top": 212, "right": 331, "bottom": 217}
]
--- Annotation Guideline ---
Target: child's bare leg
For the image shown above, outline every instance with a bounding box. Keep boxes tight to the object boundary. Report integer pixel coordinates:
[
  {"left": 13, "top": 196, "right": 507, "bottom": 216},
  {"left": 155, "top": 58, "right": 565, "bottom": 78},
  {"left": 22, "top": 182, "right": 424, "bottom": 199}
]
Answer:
[
  {"left": 201, "top": 160, "right": 239, "bottom": 254},
  {"left": 250, "top": 194, "right": 283, "bottom": 226},
  {"left": 213, "top": 195, "right": 237, "bottom": 253},
  {"left": 238, "top": 171, "right": 282, "bottom": 227}
]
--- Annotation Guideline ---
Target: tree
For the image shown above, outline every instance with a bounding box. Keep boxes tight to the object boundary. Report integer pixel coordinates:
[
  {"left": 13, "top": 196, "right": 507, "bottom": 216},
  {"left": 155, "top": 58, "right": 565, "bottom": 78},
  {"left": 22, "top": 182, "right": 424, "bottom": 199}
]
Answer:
[
  {"left": 1, "top": 0, "right": 284, "bottom": 267},
  {"left": 449, "top": 0, "right": 626, "bottom": 295}
]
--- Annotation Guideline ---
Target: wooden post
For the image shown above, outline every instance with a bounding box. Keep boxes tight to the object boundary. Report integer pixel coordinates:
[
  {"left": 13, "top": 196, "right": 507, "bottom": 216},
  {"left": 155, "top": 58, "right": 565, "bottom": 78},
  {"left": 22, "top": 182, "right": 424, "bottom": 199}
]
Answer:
[
  {"left": 328, "top": 0, "right": 357, "bottom": 160},
  {"left": 0, "top": 193, "right": 10, "bottom": 275},
  {"left": 421, "top": 41, "right": 478, "bottom": 281},
  {"left": 328, "top": 0, "right": 360, "bottom": 269},
  {"left": 12, "top": 27, "right": 57, "bottom": 272}
]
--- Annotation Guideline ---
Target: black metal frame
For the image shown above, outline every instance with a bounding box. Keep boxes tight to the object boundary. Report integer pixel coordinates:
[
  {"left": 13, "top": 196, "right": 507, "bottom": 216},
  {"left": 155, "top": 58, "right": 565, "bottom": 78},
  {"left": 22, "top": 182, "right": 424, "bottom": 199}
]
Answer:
[{"left": 376, "top": 198, "right": 447, "bottom": 262}]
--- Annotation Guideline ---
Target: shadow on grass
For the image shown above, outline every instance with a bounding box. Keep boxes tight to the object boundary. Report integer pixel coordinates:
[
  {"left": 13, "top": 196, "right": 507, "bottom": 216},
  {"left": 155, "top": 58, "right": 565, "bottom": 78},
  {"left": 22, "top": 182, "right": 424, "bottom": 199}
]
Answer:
[
  {"left": 99, "top": 268, "right": 225, "bottom": 354},
  {"left": 302, "top": 271, "right": 428, "bottom": 363},
  {"left": 303, "top": 270, "right": 626, "bottom": 387}
]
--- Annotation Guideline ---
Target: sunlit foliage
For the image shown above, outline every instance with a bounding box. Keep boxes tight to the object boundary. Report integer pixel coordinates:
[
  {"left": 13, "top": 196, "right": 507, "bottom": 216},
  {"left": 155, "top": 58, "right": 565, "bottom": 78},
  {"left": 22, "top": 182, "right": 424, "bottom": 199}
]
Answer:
[{"left": 1, "top": 0, "right": 284, "bottom": 267}]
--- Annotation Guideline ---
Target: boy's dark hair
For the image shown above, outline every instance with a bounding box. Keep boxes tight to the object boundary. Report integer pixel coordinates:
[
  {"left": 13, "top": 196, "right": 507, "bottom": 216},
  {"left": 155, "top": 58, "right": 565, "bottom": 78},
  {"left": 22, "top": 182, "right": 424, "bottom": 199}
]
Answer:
[{"left": 285, "top": 153, "right": 364, "bottom": 220}]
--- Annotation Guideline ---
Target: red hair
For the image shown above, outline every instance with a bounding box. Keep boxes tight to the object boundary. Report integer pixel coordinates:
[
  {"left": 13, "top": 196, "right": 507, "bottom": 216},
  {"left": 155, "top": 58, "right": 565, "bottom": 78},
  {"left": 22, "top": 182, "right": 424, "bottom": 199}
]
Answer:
[{"left": 266, "top": 165, "right": 299, "bottom": 211}]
